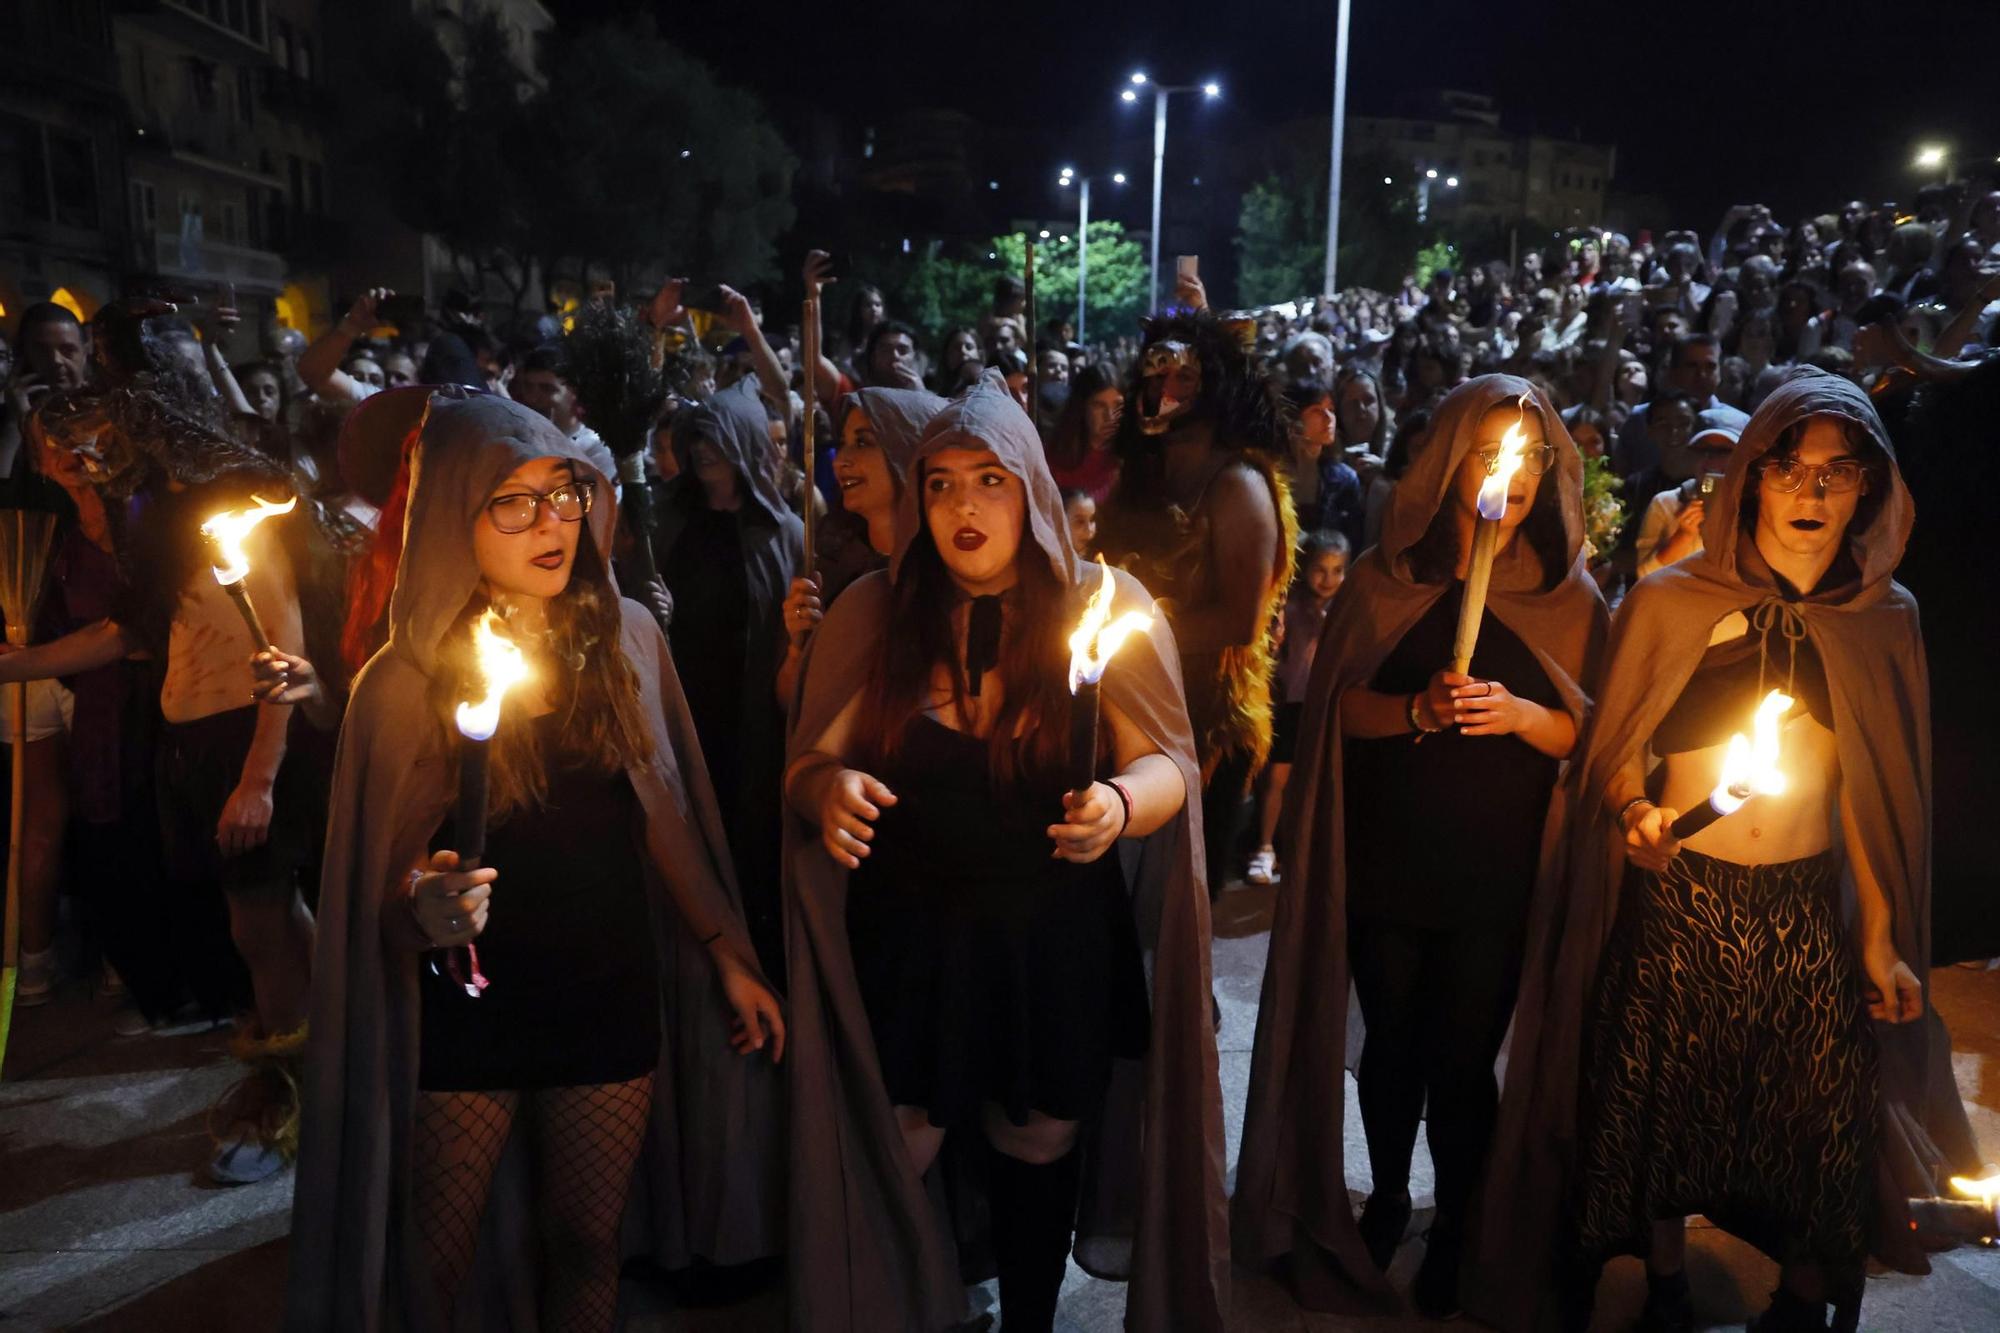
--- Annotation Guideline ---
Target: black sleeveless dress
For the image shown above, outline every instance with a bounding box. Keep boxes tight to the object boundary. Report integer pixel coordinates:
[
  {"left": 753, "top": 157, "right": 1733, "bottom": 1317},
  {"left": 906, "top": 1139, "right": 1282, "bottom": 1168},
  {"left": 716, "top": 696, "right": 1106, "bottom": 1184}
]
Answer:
[
  {"left": 846, "top": 714, "right": 1150, "bottom": 1128},
  {"left": 419, "top": 713, "right": 661, "bottom": 1091}
]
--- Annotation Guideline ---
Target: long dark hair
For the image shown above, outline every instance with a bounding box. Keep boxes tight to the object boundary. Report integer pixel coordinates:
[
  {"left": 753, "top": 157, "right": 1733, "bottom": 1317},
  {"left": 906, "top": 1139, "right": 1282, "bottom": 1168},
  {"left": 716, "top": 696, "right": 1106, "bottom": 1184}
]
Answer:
[
  {"left": 853, "top": 525, "right": 1076, "bottom": 792},
  {"left": 429, "top": 521, "right": 651, "bottom": 822},
  {"left": 1044, "top": 362, "right": 1119, "bottom": 471}
]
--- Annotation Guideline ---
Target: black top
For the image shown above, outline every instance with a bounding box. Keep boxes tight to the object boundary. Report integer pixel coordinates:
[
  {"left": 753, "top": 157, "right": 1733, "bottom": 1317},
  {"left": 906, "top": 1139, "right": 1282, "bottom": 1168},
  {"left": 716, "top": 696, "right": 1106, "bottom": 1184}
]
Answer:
[
  {"left": 1653, "top": 625, "right": 1833, "bottom": 755},
  {"left": 419, "top": 713, "right": 660, "bottom": 1091},
  {"left": 1344, "top": 583, "right": 1562, "bottom": 928},
  {"left": 663, "top": 505, "right": 750, "bottom": 802}
]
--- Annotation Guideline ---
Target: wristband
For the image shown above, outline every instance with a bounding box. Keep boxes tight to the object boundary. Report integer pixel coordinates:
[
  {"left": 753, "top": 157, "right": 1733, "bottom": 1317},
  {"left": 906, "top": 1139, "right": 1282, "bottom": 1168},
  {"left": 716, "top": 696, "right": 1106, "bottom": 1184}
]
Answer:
[
  {"left": 700, "top": 930, "right": 724, "bottom": 947},
  {"left": 1616, "top": 796, "right": 1654, "bottom": 832},
  {"left": 1407, "top": 692, "right": 1442, "bottom": 737},
  {"left": 1106, "top": 779, "right": 1134, "bottom": 837}
]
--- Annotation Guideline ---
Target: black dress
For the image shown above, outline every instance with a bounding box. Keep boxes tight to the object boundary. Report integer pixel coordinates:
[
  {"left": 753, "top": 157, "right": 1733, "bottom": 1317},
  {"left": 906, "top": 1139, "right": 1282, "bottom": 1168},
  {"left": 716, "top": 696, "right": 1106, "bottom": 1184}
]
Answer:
[
  {"left": 846, "top": 715, "right": 1150, "bottom": 1128},
  {"left": 419, "top": 714, "right": 661, "bottom": 1091},
  {"left": 1343, "top": 583, "right": 1562, "bottom": 928}
]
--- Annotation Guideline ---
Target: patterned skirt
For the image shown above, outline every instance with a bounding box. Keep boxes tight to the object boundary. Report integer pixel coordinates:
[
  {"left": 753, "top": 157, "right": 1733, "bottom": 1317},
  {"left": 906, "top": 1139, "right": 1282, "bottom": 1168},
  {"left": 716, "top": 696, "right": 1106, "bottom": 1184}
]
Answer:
[{"left": 1575, "top": 849, "right": 1877, "bottom": 1269}]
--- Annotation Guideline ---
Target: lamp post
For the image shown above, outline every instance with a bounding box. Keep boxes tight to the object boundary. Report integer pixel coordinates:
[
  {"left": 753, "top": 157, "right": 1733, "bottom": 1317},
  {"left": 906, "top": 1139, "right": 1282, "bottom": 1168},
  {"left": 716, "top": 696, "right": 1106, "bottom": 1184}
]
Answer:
[
  {"left": 1415, "top": 164, "right": 1458, "bottom": 224},
  {"left": 1323, "top": 0, "right": 1352, "bottom": 299},
  {"left": 1914, "top": 143, "right": 1952, "bottom": 186},
  {"left": 1059, "top": 165, "right": 1126, "bottom": 345},
  {"left": 1122, "top": 72, "right": 1221, "bottom": 313}
]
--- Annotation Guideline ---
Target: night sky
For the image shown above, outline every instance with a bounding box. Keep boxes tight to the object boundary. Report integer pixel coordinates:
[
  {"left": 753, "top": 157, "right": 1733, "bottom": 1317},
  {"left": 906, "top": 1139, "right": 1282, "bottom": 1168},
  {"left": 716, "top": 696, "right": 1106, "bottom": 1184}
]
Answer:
[{"left": 550, "top": 0, "right": 2000, "bottom": 235}]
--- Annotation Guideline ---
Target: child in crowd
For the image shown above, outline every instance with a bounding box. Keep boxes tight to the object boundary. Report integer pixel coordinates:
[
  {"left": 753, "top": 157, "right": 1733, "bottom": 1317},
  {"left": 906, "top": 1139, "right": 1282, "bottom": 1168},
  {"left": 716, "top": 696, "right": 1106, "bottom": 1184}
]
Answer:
[{"left": 1246, "top": 529, "right": 1349, "bottom": 886}]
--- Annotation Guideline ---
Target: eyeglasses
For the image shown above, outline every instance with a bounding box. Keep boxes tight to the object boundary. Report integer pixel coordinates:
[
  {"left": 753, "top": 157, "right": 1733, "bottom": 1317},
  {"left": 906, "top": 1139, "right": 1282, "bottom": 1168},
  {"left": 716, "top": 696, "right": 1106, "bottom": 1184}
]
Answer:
[
  {"left": 1477, "top": 444, "right": 1559, "bottom": 477},
  {"left": 486, "top": 480, "right": 595, "bottom": 534},
  {"left": 1759, "top": 458, "right": 1867, "bottom": 495}
]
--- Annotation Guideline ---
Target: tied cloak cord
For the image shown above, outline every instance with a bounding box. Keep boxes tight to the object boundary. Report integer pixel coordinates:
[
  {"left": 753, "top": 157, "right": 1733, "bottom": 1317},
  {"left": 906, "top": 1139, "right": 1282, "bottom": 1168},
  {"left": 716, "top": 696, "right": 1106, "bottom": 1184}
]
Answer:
[
  {"left": 966, "top": 594, "right": 1003, "bottom": 697},
  {"left": 1749, "top": 596, "right": 1809, "bottom": 709}
]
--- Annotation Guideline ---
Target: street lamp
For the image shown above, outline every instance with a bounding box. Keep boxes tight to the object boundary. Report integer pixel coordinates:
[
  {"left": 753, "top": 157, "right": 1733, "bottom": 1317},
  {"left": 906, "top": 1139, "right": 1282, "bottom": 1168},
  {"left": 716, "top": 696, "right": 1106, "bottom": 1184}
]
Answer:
[
  {"left": 1060, "top": 166, "right": 1127, "bottom": 344},
  {"left": 1120, "top": 71, "right": 1223, "bottom": 312},
  {"left": 1914, "top": 143, "right": 1951, "bottom": 184},
  {"left": 1415, "top": 164, "right": 1458, "bottom": 223}
]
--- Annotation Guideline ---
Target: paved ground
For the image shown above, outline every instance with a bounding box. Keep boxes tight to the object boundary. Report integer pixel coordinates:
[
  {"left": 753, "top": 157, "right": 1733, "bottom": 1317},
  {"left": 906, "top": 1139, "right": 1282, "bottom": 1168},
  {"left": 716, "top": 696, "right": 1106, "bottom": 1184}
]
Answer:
[{"left": 4, "top": 885, "right": 1997, "bottom": 1331}]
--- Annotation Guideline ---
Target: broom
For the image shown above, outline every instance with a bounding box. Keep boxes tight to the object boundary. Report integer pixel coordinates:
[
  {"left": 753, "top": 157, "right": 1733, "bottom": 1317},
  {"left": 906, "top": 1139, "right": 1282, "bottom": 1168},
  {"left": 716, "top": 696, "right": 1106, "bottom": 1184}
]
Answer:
[{"left": 0, "top": 507, "right": 58, "bottom": 1079}]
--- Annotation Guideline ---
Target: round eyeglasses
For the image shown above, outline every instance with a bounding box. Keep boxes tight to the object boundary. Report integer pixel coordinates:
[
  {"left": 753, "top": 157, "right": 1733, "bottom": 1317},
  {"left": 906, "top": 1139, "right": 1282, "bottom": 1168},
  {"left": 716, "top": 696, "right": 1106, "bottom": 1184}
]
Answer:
[
  {"left": 1759, "top": 458, "right": 1866, "bottom": 495},
  {"left": 1477, "top": 444, "right": 1559, "bottom": 477},
  {"left": 486, "top": 480, "right": 595, "bottom": 534}
]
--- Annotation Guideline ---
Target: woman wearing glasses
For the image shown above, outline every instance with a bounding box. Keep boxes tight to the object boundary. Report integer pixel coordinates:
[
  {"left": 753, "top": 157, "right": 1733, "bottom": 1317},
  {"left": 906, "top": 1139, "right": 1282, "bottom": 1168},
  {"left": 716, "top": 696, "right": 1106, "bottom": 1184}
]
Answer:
[
  {"left": 1470, "top": 369, "right": 1974, "bottom": 1333},
  {"left": 287, "top": 393, "right": 784, "bottom": 1333},
  {"left": 1236, "top": 376, "right": 1606, "bottom": 1318}
]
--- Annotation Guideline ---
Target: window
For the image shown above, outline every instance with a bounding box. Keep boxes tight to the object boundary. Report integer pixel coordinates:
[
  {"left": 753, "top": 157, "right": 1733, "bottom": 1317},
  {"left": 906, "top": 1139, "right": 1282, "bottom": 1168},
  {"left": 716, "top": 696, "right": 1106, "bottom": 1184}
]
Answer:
[
  {"left": 237, "top": 67, "right": 256, "bottom": 124},
  {"left": 287, "top": 153, "right": 303, "bottom": 212},
  {"left": 307, "top": 160, "right": 324, "bottom": 213},
  {"left": 219, "top": 196, "right": 242, "bottom": 245},
  {"left": 45, "top": 129, "right": 98, "bottom": 229},
  {"left": 246, "top": 0, "right": 263, "bottom": 42},
  {"left": 273, "top": 18, "right": 290, "bottom": 70},
  {"left": 295, "top": 35, "right": 314, "bottom": 81},
  {"left": 188, "top": 57, "right": 218, "bottom": 112},
  {"left": 0, "top": 114, "right": 50, "bottom": 223},
  {"left": 130, "top": 178, "right": 158, "bottom": 235}
]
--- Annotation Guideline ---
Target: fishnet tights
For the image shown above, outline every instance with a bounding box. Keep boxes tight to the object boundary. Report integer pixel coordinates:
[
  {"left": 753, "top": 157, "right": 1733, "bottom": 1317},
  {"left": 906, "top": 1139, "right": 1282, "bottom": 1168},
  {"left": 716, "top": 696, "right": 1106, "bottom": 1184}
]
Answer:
[{"left": 411, "top": 1074, "right": 655, "bottom": 1333}]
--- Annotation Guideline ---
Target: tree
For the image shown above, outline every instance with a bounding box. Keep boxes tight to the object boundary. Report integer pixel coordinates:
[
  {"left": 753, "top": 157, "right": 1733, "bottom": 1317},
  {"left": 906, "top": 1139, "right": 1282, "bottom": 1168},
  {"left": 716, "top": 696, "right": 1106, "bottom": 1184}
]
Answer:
[
  {"left": 353, "top": 14, "right": 796, "bottom": 312},
  {"left": 1233, "top": 145, "right": 1430, "bottom": 300},
  {"left": 884, "top": 221, "right": 1150, "bottom": 349}
]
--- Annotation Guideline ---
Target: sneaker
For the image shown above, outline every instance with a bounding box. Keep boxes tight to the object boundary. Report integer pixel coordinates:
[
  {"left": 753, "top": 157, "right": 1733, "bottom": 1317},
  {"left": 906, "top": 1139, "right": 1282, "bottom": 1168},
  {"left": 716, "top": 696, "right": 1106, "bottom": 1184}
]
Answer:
[
  {"left": 1356, "top": 1188, "right": 1412, "bottom": 1271},
  {"left": 1412, "top": 1226, "right": 1464, "bottom": 1320},
  {"left": 15, "top": 948, "right": 56, "bottom": 1007},
  {"left": 206, "top": 1132, "right": 289, "bottom": 1185},
  {"left": 1245, "top": 848, "right": 1281, "bottom": 886},
  {"left": 112, "top": 1006, "right": 157, "bottom": 1038}
]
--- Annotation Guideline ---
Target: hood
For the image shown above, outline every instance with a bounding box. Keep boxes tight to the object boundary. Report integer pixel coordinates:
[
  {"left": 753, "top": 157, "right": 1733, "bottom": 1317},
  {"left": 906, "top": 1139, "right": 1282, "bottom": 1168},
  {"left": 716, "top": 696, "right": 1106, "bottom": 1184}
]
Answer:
[
  {"left": 889, "top": 370, "right": 1075, "bottom": 586},
  {"left": 1377, "top": 373, "right": 1585, "bottom": 588},
  {"left": 1697, "top": 366, "right": 1912, "bottom": 597},
  {"left": 847, "top": 385, "right": 947, "bottom": 493},
  {"left": 669, "top": 376, "right": 789, "bottom": 525},
  {"left": 386, "top": 392, "right": 615, "bottom": 677}
]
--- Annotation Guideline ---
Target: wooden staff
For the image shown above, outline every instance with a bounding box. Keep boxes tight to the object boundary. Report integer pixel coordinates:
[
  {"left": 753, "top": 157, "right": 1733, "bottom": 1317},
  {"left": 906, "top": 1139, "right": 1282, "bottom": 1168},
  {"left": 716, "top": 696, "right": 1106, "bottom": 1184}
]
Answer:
[
  {"left": 1449, "top": 517, "right": 1501, "bottom": 675},
  {"left": 802, "top": 289, "right": 820, "bottom": 565},
  {"left": 1025, "top": 238, "right": 1039, "bottom": 422}
]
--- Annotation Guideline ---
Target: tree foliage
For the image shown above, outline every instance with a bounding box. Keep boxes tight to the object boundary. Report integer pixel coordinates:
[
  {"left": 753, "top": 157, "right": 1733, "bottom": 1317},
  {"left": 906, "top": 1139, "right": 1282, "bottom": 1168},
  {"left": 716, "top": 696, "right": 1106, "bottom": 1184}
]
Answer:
[
  {"left": 1233, "top": 145, "right": 1431, "bottom": 300},
  {"left": 354, "top": 14, "right": 796, "bottom": 310},
  {"left": 882, "top": 220, "right": 1149, "bottom": 349}
]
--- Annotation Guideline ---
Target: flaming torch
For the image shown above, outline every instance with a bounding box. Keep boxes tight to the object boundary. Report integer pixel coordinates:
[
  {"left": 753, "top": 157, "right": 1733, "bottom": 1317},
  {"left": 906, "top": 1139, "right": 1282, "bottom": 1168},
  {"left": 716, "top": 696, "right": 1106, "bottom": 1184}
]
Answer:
[
  {"left": 200, "top": 495, "right": 298, "bottom": 651},
  {"left": 1449, "top": 395, "right": 1532, "bottom": 675},
  {"left": 453, "top": 609, "right": 530, "bottom": 868},
  {"left": 1908, "top": 1170, "right": 2000, "bottom": 1245},
  {"left": 1067, "top": 559, "right": 1154, "bottom": 792},
  {"left": 1669, "top": 688, "right": 1792, "bottom": 841},
  {"left": 442, "top": 610, "right": 530, "bottom": 998}
]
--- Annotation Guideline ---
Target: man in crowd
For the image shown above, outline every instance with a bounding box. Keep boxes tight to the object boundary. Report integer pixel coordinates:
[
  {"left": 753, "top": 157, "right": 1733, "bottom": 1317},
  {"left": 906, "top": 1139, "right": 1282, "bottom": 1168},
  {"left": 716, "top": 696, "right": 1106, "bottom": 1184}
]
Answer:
[{"left": 1613, "top": 332, "right": 1750, "bottom": 473}]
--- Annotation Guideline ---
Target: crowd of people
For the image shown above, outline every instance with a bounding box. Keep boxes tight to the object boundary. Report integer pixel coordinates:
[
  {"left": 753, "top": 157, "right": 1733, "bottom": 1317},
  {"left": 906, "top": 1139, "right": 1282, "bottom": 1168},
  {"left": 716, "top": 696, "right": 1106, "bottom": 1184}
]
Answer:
[{"left": 0, "top": 175, "right": 1994, "bottom": 1333}]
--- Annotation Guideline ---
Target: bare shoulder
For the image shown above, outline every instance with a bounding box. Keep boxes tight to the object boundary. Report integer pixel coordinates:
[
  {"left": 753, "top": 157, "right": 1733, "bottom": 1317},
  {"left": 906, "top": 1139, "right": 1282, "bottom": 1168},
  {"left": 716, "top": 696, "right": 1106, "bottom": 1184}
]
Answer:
[{"left": 1206, "top": 459, "right": 1278, "bottom": 519}]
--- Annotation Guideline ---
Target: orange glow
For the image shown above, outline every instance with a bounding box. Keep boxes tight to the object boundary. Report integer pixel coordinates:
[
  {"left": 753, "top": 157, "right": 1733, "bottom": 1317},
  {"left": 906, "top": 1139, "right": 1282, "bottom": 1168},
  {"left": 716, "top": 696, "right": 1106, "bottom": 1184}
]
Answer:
[
  {"left": 454, "top": 609, "right": 531, "bottom": 741},
  {"left": 200, "top": 494, "right": 298, "bottom": 585},
  {"left": 1067, "top": 558, "right": 1154, "bottom": 693}
]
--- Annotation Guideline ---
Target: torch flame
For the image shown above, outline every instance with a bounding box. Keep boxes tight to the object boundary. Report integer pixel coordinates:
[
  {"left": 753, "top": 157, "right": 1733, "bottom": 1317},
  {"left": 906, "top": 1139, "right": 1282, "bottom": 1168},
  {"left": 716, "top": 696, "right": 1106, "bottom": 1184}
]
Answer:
[
  {"left": 200, "top": 495, "right": 298, "bottom": 585},
  {"left": 1067, "top": 559, "right": 1155, "bottom": 693},
  {"left": 453, "top": 609, "right": 531, "bottom": 741},
  {"left": 1475, "top": 394, "right": 1534, "bottom": 522},
  {"left": 1707, "top": 688, "right": 1793, "bottom": 816},
  {"left": 1950, "top": 1170, "right": 2000, "bottom": 1205}
]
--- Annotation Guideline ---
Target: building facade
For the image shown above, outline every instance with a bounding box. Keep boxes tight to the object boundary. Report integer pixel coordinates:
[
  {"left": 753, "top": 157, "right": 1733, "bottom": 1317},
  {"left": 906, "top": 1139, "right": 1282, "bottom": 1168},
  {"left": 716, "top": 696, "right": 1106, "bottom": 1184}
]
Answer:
[{"left": 1350, "top": 90, "right": 1616, "bottom": 229}]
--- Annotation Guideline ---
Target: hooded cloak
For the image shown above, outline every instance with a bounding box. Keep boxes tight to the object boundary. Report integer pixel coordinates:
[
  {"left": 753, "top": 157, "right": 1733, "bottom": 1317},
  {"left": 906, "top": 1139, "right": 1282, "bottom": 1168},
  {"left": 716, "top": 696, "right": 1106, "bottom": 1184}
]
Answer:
[
  {"left": 286, "top": 395, "right": 781, "bottom": 1333},
  {"left": 1465, "top": 368, "right": 1979, "bottom": 1332},
  {"left": 812, "top": 386, "right": 947, "bottom": 605},
  {"left": 654, "top": 374, "right": 805, "bottom": 978},
  {"left": 782, "top": 375, "right": 1229, "bottom": 1331},
  {"left": 1233, "top": 374, "right": 1607, "bottom": 1295}
]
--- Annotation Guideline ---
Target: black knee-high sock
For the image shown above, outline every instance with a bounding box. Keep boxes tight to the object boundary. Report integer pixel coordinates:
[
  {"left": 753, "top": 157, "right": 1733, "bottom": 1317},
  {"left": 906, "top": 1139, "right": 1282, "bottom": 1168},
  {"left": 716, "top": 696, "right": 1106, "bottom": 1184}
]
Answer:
[{"left": 987, "top": 1146, "right": 1082, "bottom": 1333}]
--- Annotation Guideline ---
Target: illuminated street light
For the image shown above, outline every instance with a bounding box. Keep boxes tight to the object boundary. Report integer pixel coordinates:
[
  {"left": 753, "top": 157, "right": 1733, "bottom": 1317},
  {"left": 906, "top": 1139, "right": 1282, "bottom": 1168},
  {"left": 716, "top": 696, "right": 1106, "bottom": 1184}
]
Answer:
[
  {"left": 1384, "top": 175, "right": 1393, "bottom": 184},
  {"left": 1445, "top": 176, "right": 1459, "bottom": 188},
  {"left": 1112, "top": 172, "right": 1127, "bottom": 184},
  {"left": 1121, "top": 73, "right": 1224, "bottom": 311},
  {"left": 1038, "top": 229, "right": 1051, "bottom": 239},
  {"left": 1425, "top": 168, "right": 1438, "bottom": 180},
  {"left": 1914, "top": 145, "right": 1946, "bottom": 169}
]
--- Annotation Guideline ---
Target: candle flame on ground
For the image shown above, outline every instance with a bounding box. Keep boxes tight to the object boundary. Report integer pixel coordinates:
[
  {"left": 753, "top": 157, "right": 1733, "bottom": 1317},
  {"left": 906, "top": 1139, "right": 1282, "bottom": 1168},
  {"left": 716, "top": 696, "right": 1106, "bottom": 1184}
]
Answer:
[
  {"left": 454, "top": 609, "right": 530, "bottom": 741},
  {"left": 201, "top": 494, "right": 298, "bottom": 584},
  {"left": 1707, "top": 688, "right": 1793, "bottom": 816},
  {"left": 1951, "top": 1170, "right": 2000, "bottom": 1205},
  {"left": 1476, "top": 394, "right": 1534, "bottom": 522},
  {"left": 1068, "top": 559, "right": 1154, "bottom": 693}
]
